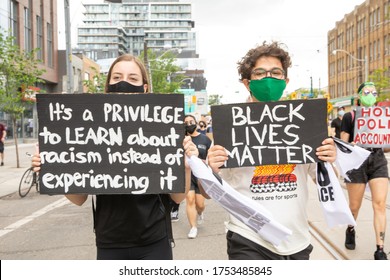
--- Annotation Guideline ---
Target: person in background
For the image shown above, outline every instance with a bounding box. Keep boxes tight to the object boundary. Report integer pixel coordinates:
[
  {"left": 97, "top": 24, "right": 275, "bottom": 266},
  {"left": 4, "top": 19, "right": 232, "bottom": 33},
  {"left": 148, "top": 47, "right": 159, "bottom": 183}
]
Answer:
[
  {"left": 170, "top": 201, "right": 180, "bottom": 222},
  {"left": 0, "top": 122, "right": 6, "bottom": 166},
  {"left": 170, "top": 117, "right": 210, "bottom": 223},
  {"left": 205, "top": 118, "right": 214, "bottom": 141},
  {"left": 340, "top": 81, "right": 389, "bottom": 260},
  {"left": 32, "top": 54, "right": 199, "bottom": 260},
  {"left": 185, "top": 114, "right": 212, "bottom": 238},
  {"left": 197, "top": 120, "right": 208, "bottom": 135},
  {"left": 206, "top": 118, "right": 213, "bottom": 134},
  {"left": 330, "top": 106, "right": 345, "bottom": 138},
  {"left": 207, "top": 41, "right": 337, "bottom": 260}
]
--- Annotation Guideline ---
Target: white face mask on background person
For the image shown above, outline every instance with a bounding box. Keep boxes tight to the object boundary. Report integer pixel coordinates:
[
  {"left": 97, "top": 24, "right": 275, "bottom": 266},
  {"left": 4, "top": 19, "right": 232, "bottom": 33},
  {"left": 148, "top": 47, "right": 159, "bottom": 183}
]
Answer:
[{"left": 338, "top": 110, "right": 345, "bottom": 117}]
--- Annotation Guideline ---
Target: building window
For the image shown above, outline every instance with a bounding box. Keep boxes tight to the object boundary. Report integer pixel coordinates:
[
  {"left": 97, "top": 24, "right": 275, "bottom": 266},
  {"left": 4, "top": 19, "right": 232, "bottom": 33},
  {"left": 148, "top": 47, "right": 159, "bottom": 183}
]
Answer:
[
  {"left": 24, "top": 7, "right": 32, "bottom": 52},
  {"left": 377, "top": 8, "right": 380, "bottom": 26},
  {"left": 362, "top": 17, "right": 366, "bottom": 35},
  {"left": 370, "top": 43, "right": 373, "bottom": 61},
  {"left": 36, "top": 16, "right": 43, "bottom": 60},
  {"left": 385, "top": 35, "right": 389, "bottom": 56},
  {"left": 377, "top": 39, "right": 380, "bottom": 58},
  {"left": 47, "top": 23, "right": 53, "bottom": 67},
  {"left": 9, "top": 0, "right": 18, "bottom": 44}
]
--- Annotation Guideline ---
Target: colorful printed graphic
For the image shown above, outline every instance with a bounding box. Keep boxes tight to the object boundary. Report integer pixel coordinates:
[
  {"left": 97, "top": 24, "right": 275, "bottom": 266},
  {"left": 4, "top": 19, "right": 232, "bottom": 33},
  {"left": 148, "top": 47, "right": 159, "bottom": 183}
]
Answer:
[{"left": 250, "top": 164, "right": 297, "bottom": 193}]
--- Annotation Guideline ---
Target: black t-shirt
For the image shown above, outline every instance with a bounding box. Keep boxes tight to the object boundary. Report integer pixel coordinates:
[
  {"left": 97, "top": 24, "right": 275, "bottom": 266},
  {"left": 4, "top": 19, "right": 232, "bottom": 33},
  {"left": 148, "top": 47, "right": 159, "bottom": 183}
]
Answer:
[
  {"left": 192, "top": 134, "right": 212, "bottom": 160},
  {"left": 190, "top": 134, "right": 212, "bottom": 187},
  {"left": 94, "top": 194, "right": 166, "bottom": 248},
  {"left": 340, "top": 110, "right": 355, "bottom": 143},
  {"left": 331, "top": 117, "right": 342, "bottom": 138}
]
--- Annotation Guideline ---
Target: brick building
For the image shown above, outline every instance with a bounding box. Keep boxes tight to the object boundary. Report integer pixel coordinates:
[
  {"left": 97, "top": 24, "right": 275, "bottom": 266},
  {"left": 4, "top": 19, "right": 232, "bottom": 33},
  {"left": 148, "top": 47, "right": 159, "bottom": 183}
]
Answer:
[
  {"left": 328, "top": 0, "right": 390, "bottom": 109},
  {"left": 0, "top": 0, "right": 59, "bottom": 139}
]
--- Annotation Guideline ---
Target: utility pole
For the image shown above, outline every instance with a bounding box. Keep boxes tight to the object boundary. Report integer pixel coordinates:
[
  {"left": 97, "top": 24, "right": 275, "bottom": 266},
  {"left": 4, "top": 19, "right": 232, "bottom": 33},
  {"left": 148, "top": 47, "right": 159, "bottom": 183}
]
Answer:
[
  {"left": 310, "top": 76, "right": 313, "bottom": 97},
  {"left": 64, "top": 0, "right": 73, "bottom": 93},
  {"left": 144, "top": 41, "right": 152, "bottom": 92},
  {"left": 319, "top": 77, "right": 321, "bottom": 96}
]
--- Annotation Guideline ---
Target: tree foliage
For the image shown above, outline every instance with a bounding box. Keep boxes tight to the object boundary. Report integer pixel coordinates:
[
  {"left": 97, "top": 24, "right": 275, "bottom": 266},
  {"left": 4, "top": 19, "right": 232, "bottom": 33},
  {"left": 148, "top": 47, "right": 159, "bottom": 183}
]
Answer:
[
  {"left": 140, "top": 49, "right": 186, "bottom": 93},
  {"left": 368, "top": 68, "right": 390, "bottom": 102},
  {"left": 0, "top": 30, "right": 45, "bottom": 167},
  {"left": 83, "top": 66, "right": 107, "bottom": 93},
  {"left": 285, "top": 88, "right": 326, "bottom": 100},
  {"left": 208, "top": 94, "right": 223, "bottom": 106}
]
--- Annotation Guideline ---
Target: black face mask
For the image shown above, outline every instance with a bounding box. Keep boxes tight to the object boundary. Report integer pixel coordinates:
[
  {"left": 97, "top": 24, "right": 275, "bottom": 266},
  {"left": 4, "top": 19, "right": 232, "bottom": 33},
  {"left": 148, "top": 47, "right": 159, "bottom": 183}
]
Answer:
[
  {"left": 107, "top": 81, "right": 145, "bottom": 93},
  {"left": 185, "top": 124, "right": 197, "bottom": 135}
]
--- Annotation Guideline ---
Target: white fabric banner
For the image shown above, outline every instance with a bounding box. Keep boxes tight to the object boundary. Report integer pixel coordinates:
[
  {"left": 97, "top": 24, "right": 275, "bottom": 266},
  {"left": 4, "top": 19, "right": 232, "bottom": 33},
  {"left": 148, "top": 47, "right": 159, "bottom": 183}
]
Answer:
[
  {"left": 316, "top": 161, "right": 356, "bottom": 227},
  {"left": 333, "top": 137, "right": 371, "bottom": 182},
  {"left": 187, "top": 156, "right": 292, "bottom": 246},
  {"left": 312, "top": 138, "right": 370, "bottom": 227},
  {"left": 187, "top": 138, "right": 369, "bottom": 244}
]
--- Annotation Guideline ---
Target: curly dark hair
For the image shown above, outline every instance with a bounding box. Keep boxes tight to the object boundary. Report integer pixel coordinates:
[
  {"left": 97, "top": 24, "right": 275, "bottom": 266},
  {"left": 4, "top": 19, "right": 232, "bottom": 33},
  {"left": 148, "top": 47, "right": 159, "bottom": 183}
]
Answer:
[{"left": 237, "top": 41, "right": 292, "bottom": 81}]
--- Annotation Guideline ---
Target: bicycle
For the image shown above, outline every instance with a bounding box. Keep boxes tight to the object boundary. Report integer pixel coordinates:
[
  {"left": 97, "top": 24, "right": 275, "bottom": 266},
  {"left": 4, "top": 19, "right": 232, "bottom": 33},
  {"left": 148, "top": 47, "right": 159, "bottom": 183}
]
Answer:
[{"left": 18, "top": 152, "right": 40, "bottom": 198}]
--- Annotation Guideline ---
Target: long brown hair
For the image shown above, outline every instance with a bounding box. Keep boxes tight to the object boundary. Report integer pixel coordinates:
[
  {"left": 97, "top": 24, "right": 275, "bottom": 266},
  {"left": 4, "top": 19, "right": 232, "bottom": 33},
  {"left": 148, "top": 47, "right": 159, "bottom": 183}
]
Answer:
[{"left": 104, "top": 54, "right": 150, "bottom": 93}]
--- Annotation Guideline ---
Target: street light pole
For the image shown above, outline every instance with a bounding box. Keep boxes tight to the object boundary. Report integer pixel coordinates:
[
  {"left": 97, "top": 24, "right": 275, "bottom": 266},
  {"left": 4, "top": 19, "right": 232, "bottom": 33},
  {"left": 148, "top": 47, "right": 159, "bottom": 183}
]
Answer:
[
  {"left": 180, "top": 77, "right": 193, "bottom": 89},
  {"left": 332, "top": 49, "right": 368, "bottom": 82},
  {"left": 64, "top": 0, "right": 73, "bottom": 93},
  {"left": 310, "top": 76, "right": 313, "bottom": 96},
  {"left": 144, "top": 41, "right": 152, "bottom": 92},
  {"left": 147, "top": 47, "right": 182, "bottom": 92}
]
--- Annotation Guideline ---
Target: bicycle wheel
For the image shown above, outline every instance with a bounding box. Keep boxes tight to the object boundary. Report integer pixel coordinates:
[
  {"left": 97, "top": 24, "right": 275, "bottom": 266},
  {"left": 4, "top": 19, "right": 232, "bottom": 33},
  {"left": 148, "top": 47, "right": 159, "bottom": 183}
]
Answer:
[
  {"left": 34, "top": 172, "right": 40, "bottom": 193},
  {"left": 19, "top": 168, "right": 34, "bottom": 198}
]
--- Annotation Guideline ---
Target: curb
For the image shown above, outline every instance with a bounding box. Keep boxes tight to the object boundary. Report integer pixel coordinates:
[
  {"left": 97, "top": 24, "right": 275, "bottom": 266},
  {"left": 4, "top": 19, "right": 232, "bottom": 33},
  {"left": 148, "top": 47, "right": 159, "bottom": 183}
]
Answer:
[{"left": 4, "top": 138, "right": 37, "bottom": 147}]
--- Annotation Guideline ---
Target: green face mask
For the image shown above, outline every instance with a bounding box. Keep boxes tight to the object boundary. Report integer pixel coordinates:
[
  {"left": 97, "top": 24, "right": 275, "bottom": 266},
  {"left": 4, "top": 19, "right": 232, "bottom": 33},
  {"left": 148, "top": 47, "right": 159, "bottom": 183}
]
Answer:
[
  {"left": 359, "top": 94, "right": 377, "bottom": 107},
  {"left": 249, "top": 77, "right": 286, "bottom": 102}
]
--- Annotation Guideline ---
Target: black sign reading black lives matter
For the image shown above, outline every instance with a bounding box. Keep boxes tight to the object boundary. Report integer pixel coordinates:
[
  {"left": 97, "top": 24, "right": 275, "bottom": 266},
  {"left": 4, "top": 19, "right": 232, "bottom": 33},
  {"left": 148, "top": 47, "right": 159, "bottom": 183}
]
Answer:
[
  {"left": 36, "top": 93, "right": 185, "bottom": 195},
  {"left": 211, "top": 98, "right": 328, "bottom": 168}
]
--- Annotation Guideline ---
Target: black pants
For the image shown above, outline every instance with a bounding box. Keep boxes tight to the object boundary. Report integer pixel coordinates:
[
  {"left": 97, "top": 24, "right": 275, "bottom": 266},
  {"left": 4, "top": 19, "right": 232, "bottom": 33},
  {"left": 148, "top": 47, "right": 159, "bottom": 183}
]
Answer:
[
  {"left": 97, "top": 236, "right": 173, "bottom": 260},
  {"left": 227, "top": 231, "right": 313, "bottom": 260},
  {"left": 171, "top": 201, "right": 180, "bottom": 212}
]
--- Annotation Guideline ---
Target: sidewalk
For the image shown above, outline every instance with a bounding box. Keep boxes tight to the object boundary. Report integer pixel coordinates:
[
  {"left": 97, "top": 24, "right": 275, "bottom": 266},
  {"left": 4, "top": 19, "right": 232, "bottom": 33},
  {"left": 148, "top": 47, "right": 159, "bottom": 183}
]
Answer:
[
  {"left": 0, "top": 142, "right": 37, "bottom": 197},
  {"left": 4, "top": 137, "right": 37, "bottom": 146}
]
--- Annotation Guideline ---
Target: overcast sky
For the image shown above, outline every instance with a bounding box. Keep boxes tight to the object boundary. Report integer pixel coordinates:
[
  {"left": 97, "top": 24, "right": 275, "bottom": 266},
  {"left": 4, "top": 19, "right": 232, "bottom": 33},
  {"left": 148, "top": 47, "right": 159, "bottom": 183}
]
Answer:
[{"left": 58, "top": 0, "right": 366, "bottom": 103}]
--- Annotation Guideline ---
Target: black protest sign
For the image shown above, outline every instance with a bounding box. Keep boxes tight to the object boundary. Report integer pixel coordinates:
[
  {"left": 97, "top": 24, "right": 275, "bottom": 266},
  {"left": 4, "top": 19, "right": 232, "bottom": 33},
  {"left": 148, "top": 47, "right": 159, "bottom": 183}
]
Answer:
[
  {"left": 36, "top": 93, "right": 185, "bottom": 195},
  {"left": 354, "top": 106, "right": 390, "bottom": 148},
  {"left": 211, "top": 98, "right": 328, "bottom": 168}
]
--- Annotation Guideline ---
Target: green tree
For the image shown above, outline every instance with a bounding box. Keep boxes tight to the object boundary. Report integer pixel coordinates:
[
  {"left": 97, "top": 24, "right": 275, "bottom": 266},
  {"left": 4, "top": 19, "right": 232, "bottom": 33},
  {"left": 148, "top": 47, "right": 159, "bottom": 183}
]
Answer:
[
  {"left": 208, "top": 94, "right": 223, "bottom": 106},
  {"left": 0, "top": 30, "right": 45, "bottom": 167},
  {"left": 368, "top": 68, "right": 390, "bottom": 102},
  {"left": 83, "top": 66, "right": 107, "bottom": 93},
  {"left": 285, "top": 88, "right": 326, "bottom": 100},
  {"left": 140, "top": 49, "right": 186, "bottom": 93}
]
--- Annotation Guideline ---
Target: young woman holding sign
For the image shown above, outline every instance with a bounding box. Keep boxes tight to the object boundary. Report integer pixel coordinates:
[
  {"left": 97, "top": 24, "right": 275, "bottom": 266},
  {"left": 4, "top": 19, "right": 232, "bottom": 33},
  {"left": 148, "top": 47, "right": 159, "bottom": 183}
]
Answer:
[
  {"left": 32, "top": 54, "right": 198, "bottom": 260},
  {"left": 206, "top": 41, "right": 337, "bottom": 260},
  {"left": 341, "top": 82, "right": 389, "bottom": 260}
]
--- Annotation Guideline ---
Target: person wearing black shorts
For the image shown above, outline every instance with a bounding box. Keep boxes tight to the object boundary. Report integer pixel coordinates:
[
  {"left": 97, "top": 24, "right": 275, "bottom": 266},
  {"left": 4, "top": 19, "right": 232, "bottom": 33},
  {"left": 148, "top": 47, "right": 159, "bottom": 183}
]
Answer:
[
  {"left": 184, "top": 114, "right": 211, "bottom": 239},
  {"left": 341, "top": 81, "right": 389, "bottom": 260}
]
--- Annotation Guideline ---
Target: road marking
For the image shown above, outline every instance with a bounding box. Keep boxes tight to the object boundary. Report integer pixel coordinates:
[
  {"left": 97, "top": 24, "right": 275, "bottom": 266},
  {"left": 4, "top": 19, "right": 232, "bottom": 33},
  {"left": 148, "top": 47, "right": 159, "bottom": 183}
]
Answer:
[
  {"left": 309, "top": 224, "right": 346, "bottom": 260},
  {"left": 0, "top": 197, "right": 70, "bottom": 238}
]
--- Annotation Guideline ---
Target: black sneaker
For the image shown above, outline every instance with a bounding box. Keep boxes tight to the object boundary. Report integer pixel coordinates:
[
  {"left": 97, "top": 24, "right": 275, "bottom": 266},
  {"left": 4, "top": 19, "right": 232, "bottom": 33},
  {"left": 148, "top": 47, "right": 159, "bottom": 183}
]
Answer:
[
  {"left": 374, "top": 250, "right": 388, "bottom": 260},
  {"left": 170, "top": 210, "right": 179, "bottom": 222},
  {"left": 345, "top": 228, "right": 356, "bottom": 250}
]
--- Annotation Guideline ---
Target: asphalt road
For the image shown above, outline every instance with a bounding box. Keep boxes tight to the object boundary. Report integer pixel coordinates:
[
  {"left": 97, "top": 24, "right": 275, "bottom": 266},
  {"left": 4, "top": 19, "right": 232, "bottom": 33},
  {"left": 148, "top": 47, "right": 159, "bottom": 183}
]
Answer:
[{"left": 1, "top": 142, "right": 389, "bottom": 261}]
